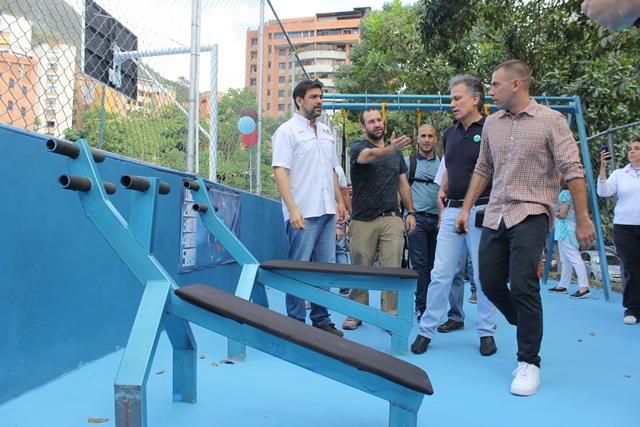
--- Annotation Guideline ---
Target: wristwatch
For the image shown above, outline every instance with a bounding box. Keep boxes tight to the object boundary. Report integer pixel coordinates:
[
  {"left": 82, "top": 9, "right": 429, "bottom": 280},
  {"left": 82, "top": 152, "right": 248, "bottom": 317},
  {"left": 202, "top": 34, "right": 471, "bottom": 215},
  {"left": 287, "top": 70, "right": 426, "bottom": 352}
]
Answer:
[{"left": 405, "top": 211, "right": 416, "bottom": 217}]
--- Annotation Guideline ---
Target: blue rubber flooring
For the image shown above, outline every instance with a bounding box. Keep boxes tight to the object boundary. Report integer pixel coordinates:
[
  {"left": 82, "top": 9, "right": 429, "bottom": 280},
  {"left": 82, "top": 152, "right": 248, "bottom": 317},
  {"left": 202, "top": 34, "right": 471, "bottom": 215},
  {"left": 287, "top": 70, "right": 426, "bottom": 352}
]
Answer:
[{"left": 1, "top": 282, "right": 638, "bottom": 427}]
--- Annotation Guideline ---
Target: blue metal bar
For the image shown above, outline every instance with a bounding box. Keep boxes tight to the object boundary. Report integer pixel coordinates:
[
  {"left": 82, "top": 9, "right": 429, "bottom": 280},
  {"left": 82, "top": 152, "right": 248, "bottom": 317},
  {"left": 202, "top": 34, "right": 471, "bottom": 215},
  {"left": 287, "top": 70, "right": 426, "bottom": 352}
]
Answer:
[
  {"left": 322, "top": 93, "right": 575, "bottom": 103},
  {"left": 323, "top": 102, "right": 577, "bottom": 113},
  {"left": 573, "top": 96, "right": 612, "bottom": 301},
  {"left": 127, "top": 178, "right": 161, "bottom": 253},
  {"left": 114, "top": 280, "right": 173, "bottom": 427},
  {"left": 163, "top": 314, "right": 197, "bottom": 403}
]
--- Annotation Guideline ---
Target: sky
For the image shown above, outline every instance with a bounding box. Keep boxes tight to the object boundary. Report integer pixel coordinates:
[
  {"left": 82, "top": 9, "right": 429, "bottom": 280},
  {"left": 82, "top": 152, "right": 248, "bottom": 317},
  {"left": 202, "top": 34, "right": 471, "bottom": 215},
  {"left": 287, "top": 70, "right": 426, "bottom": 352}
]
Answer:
[{"left": 67, "top": 0, "right": 393, "bottom": 93}]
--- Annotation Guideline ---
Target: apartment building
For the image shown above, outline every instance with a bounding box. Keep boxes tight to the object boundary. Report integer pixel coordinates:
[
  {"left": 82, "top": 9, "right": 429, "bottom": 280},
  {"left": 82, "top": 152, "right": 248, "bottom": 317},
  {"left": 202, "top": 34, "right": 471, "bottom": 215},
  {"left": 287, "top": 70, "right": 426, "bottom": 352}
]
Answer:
[
  {"left": 0, "top": 14, "right": 76, "bottom": 137},
  {"left": 245, "top": 8, "right": 368, "bottom": 117},
  {"left": 32, "top": 43, "right": 77, "bottom": 137},
  {"left": 127, "top": 77, "right": 177, "bottom": 113},
  {"left": 0, "top": 14, "right": 37, "bottom": 131}
]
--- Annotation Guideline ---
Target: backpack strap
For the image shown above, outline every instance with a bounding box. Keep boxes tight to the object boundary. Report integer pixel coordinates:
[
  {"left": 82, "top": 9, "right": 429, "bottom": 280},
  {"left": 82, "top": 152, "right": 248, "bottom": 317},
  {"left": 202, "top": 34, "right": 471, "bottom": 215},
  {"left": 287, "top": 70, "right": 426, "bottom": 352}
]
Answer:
[{"left": 408, "top": 153, "right": 417, "bottom": 185}]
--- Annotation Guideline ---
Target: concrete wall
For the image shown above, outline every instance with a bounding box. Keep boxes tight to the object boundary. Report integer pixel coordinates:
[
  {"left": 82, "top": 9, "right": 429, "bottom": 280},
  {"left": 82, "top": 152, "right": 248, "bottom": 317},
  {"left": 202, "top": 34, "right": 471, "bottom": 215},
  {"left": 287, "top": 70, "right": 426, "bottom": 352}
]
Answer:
[{"left": 0, "top": 123, "right": 287, "bottom": 403}]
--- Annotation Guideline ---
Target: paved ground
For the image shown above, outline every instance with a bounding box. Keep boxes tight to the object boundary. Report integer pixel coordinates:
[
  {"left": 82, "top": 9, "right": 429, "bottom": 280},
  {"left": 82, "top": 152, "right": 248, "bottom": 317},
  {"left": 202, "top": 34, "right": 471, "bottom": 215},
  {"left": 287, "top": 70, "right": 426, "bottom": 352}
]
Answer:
[{"left": 1, "top": 283, "right": 638, "bottom": 427}]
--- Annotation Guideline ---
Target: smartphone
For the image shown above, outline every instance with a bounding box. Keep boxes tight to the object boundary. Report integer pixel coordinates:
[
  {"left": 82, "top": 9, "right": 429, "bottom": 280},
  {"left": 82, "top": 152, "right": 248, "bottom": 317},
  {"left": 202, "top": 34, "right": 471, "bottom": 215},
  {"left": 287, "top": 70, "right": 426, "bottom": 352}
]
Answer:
[{"left": 601, "top": 145, "right": 612, "bottom": 161}]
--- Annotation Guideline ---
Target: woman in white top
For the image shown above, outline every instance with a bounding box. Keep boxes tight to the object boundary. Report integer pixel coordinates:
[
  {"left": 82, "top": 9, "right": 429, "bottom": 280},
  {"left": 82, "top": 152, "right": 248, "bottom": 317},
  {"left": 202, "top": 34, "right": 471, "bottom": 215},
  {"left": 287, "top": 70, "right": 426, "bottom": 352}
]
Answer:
[{"left": 597, "top": 139, "right": 640, "bottom": 325}]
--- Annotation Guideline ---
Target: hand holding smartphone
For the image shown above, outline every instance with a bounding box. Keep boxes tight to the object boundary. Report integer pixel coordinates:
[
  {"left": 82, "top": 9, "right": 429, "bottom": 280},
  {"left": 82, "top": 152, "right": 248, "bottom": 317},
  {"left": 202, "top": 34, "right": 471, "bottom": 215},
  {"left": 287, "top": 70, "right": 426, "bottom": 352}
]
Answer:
[{"left": 601, "top": 145, "right": 612, "bottom": 161}]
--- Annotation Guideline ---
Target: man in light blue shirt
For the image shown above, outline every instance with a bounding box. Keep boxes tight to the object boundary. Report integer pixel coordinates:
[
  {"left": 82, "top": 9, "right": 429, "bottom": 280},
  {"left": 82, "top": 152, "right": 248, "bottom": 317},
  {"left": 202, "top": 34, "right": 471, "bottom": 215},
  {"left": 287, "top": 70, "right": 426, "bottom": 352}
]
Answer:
[{"left": 404, "top": 124, "right": 440, "bottom": 320}]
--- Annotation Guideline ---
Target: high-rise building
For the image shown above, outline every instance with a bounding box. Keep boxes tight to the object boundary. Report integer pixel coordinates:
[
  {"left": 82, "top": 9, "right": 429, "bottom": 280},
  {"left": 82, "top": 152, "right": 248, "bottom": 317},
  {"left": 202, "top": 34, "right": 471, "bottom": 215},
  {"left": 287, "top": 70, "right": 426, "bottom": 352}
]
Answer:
[
  {"left": 245, "top": 8, "right": 368, "bottom": 117},
  {"left": 32, "top": 43, "right": 77, "bottom": 137},
  {"left": 0, "top": 14, "right": 38, "bottom": 131}
]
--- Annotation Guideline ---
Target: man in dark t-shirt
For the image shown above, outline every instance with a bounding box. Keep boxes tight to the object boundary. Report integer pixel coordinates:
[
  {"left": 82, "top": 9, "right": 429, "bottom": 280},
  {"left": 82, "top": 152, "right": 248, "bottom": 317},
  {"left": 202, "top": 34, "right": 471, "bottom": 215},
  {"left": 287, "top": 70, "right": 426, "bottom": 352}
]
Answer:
[
  {"left": 411, "top": 74, "right": 498, "bottom": 358},
  {"left": 342, "top": 107, "right": 416, "bottom": 331}
]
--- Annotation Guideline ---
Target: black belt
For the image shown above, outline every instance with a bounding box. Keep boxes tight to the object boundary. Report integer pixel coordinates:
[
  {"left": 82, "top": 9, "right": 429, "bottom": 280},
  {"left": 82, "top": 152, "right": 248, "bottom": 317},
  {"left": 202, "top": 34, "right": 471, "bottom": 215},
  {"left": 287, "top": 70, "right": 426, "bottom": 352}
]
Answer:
[
  {"left": 379, "top": 210, "right": 402, "bottom": 218},
  {"left": 416, "top": 211, "right": 438, "bottom": 217},
  {"left": 446, "top": 197, "right": 490, "bottom": 208}
]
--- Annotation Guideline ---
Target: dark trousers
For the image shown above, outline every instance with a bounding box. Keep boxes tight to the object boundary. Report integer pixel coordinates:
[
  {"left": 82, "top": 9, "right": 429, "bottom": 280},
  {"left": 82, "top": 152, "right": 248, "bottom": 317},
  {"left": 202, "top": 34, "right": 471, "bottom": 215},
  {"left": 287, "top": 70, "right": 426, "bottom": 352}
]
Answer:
[
  {"left": 613, "top": 224, "right": 640, "bottom": 320},
  {"left": 407, "top": 213, "right": 438, "bottom": 307},
  {"left": 479, "top": 214, "right": 549, "bottom": 367}
]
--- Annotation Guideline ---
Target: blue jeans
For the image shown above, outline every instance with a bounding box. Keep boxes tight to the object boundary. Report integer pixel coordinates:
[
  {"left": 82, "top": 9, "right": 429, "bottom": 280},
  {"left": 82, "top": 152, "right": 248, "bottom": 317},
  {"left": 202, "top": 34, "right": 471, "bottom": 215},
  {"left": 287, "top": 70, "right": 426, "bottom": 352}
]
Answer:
[
  {"left": 407, "top": 213, "right": 438, "bottom": 308},
  {"left": 418, "top": 206, "right": 497, "bottom": 339},
  {"left": 336, "top": 222, "right": 349, "bottom": 265},
  {"left": 285, "top": 214, "right": 336, "bottom": 327},
  {"left": 447, "top": 248, "right": 467, "bottom": 322},
  {"left": 468, "top": 253, "right": 477, "bottom": 293},
  {"left": 479, "top": 214, "right": 548, "bottom": 367}
]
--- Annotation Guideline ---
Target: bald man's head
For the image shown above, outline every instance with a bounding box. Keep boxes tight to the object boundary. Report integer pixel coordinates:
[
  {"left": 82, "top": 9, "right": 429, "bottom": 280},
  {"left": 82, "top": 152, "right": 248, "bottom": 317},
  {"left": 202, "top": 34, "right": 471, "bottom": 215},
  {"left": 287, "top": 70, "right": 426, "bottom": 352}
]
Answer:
[{"left": 417, "top": 124, "right": 438, "bottom": 158}]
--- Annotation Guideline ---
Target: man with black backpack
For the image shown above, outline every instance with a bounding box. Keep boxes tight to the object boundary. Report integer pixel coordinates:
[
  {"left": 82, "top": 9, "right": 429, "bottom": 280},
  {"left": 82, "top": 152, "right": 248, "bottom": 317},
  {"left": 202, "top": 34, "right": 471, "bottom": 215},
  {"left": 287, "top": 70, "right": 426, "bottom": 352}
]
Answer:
[{"left": 404, "top": 124, "right": 441, "bottom": 321}]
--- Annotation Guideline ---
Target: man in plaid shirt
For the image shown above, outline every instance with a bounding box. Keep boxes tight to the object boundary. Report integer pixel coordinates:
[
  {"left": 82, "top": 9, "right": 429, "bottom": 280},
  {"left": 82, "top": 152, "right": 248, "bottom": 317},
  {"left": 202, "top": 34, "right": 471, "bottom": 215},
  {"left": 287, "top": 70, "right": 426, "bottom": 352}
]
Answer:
[{"left": 455, "top": 60, "right": 597, "bottom": 396}]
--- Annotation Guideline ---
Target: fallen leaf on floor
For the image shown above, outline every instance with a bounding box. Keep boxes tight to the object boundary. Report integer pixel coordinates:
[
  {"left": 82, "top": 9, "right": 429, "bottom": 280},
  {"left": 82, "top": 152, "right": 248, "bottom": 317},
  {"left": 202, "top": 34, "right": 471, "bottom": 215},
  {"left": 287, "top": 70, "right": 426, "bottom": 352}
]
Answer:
[
  {"left": 88, "top": 417, "right": 109, "bottom": 423},
  {"left": 199, "top": 355, "right": 206, "bottom": 359},
  {"left": 211, "top": 362, "right": 218, "bottom": 367},
  {"left": 220, "top": 359, "right": 235, "bottom": 365},
  {"left": 156, "top": 370, "right": 165, "bottom": 374},
  {"left": 590, "top": 332, "right": 595, "bottom": 336},
  {"left": 624, "top": 374, "right": 631, "bottom": 378},
  {"left": 578, "top": 339, "right": 583, "bottom": 342}
]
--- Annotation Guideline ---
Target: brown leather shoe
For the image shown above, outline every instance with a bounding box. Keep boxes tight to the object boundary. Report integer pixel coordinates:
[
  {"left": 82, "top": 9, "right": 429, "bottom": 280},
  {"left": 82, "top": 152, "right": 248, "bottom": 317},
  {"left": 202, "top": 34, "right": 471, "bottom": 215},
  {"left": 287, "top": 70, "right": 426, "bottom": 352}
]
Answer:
[{"left": 316, "top": 323, "right": 344, "bottom": 337}]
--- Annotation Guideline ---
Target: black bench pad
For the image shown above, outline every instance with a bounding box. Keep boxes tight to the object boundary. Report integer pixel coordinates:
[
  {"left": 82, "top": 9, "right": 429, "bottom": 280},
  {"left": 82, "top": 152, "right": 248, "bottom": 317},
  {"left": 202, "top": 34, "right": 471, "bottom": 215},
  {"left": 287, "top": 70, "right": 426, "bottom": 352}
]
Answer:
[
  {"left": 175, "top": 284, "right": 433, "bottom": 395},
  {"left": 260, "top": 260, "right": 419, "bottom": 279}
]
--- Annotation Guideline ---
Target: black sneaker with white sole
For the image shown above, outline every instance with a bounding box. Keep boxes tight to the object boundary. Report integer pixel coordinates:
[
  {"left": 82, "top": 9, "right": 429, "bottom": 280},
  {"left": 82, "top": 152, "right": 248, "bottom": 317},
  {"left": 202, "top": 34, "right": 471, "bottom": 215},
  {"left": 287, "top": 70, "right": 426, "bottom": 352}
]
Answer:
[{"left": 570, "top": 289, "right": 591, "bottom": 299}]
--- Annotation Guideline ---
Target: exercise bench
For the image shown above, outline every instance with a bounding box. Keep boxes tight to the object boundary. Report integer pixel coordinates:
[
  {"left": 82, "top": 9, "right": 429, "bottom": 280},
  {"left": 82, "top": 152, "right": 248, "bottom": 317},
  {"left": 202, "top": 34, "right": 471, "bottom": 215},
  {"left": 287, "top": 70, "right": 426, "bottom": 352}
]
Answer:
[
  {"left": 185, "top": 178, "right": 419, "bottom": 356},
  {"left": 46, "top": 137, "right": 433, "bottom": 427}
]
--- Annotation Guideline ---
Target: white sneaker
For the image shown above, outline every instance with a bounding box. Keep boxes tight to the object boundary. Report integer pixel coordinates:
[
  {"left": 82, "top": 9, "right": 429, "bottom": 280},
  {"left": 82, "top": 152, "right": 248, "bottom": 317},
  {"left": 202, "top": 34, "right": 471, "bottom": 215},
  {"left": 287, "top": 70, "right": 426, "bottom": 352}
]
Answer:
[
  {"left": 623, "top": 315, "right": 637, "bottom": 325},
  {"left": 510, "top": 362, "right": 540, "bottom": 396}
]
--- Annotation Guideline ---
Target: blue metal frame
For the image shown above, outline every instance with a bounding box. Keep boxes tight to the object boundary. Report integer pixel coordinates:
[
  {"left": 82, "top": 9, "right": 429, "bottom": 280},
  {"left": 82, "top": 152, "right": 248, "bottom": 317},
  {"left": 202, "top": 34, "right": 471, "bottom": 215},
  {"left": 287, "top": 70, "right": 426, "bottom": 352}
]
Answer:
[
  {"left": 48, "top": 140, "right": 428, "bottom": 427},
  {"left": 322, "top": 93, "right": 613, "bottom": 301},
  {"left": 185, "top": 180, "right": 417, "bottom": 355},
  {"left": 49, "top": 139, "right": 198, "bottom": 427}
]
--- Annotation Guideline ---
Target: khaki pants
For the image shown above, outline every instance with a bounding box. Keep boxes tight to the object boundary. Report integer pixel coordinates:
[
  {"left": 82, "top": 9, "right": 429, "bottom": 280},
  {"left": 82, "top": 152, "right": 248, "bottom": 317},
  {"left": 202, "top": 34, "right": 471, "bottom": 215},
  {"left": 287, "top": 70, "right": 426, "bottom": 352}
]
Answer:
[{"left": 347, "top": 215, "right": 405, "bottom": 315}]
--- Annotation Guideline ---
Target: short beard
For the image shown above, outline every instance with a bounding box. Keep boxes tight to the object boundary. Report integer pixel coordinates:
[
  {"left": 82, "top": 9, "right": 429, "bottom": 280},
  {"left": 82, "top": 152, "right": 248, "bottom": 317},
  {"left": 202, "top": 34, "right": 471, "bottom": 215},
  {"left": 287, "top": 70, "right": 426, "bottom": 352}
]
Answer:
[{"left": 366, "top": 128, "right": 383, "bottom": 142}]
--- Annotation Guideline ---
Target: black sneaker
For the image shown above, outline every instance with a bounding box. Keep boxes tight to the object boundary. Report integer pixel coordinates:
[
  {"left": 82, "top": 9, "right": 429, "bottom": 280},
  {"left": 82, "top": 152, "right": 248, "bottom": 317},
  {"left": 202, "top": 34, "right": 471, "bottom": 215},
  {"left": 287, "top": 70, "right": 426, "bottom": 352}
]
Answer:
[
  {"left": 411, "top": 335, "right": 431, "bottom": 354},
  {"left": 316, "top": 323, "right": 344, "bottom": 337},
  {"left": 548, "top": 286, "right": 568, "bottom": 294},
  {"left": 437, "top": 319, "right": 464, "bottom": 333},
  {"left": 339, "top": 288, "right": 349, "bottom": 295},
  {"left": 570, "top": 289, "right": 591, "bottom": 299},
  {"left": 480, "top": 336, "right": 497, "bottom": 356}
]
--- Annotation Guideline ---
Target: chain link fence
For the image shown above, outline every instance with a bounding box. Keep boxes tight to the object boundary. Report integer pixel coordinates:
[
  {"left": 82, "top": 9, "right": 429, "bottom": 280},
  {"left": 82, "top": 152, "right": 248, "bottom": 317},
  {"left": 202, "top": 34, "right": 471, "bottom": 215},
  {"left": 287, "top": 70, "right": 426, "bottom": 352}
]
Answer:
[{"left": 0, "top": 0, "right": 322, "bottom": 199}]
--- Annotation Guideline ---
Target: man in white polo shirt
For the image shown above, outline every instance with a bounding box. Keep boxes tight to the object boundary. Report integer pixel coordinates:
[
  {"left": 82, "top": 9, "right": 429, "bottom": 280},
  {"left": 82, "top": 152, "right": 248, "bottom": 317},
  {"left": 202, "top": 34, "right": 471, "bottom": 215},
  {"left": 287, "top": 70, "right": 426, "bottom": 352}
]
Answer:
[{"left": 272, "top": 79, "right": 347, "bottom": 337}]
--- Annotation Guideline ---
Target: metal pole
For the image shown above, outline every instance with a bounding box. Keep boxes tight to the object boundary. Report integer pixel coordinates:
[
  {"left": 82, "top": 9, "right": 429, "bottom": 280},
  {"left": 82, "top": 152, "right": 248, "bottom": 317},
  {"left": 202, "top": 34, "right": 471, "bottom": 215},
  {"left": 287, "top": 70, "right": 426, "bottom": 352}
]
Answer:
[
  {"left": 186, "top": 0, "right": 202, "bottom": 173},
  {"left": 256, "top": 0, "right": 265, "bottom": 194},
  {"left": 98, "top": 83, "right": 106, "bottom": 150},
  {"left": 607, "top": 133, "right": 618, "bottom": 171},
  {"left": 290, "top": 55, "right": 295, "bottom": 117},
  {"left": 574, "top": 96, "right": 612, "bottom": 302},
  {"left": 209, "top": 45, "right": 218, "bottom": 182}
]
